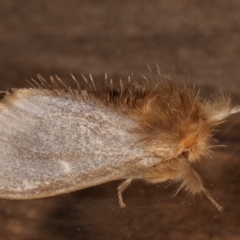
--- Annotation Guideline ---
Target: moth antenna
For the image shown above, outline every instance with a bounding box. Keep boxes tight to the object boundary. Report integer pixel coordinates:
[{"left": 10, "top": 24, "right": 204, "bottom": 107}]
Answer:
[
  {"left": 230, "top": 105, "right": 240, "bottom": 115},
  {"left": 205, "top": 97, "right": 230, "bottom": 122},
  {"left": 208, "top": 144, "right": 227, "bottom": 149},
  {"left": 117, "top": 179, "right": 132, "bottom": 208}
]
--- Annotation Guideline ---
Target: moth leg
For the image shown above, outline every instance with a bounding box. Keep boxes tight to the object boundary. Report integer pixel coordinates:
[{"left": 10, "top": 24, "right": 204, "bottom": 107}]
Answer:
[
  {"left": 117, "top": 179, "right": 132, "bottom": 208},
  {"left": 202, "top": 188, "right": 223, "bottom": 212},
  {"left": 175, "top": 164, "right": 223, "bottom": 212}
]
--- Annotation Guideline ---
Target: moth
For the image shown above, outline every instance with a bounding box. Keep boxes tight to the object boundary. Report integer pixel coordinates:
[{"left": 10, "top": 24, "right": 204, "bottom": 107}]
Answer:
[{"left": 0, "top": 74, "right": 239, "bottom": 212}]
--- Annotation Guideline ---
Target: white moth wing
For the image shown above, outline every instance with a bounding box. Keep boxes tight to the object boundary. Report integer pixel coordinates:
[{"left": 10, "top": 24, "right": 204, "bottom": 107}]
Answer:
[{"left": 0, "top": 89, "right": 155, "bottom": 199}]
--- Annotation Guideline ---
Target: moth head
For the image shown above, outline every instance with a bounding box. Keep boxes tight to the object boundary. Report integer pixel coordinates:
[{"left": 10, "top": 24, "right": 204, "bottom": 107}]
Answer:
[
  {"left": 179, "top": 126, "right": 210, "bottom": 162},
  {"left": 129, "top": 81, "right": 240, "bottom": 163},
  {"left": 179, "top": 97, "right": 240, "bottom": 162}
]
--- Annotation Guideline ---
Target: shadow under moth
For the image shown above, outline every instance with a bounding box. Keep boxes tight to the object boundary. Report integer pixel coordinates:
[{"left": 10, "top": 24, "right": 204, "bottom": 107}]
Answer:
[{"left": 0, "top": 74, "right": 239, "bottom": 212}]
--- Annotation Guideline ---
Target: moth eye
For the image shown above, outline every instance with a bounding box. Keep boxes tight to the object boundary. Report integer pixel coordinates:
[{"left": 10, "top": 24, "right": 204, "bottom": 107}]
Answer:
[{"left": 181, "top": 148, "right": 191, "bottom": 159}]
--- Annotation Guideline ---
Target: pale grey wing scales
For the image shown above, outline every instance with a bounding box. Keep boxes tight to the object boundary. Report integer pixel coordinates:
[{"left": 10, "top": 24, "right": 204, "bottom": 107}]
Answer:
[{"left": 0, "top": 89, "right": 148, "bottom": 199}]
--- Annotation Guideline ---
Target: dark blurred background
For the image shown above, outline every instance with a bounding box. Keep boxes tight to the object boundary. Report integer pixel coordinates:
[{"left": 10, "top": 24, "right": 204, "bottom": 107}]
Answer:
[{"left": 0, "top": 1, "right": 240, "bottom": 239}]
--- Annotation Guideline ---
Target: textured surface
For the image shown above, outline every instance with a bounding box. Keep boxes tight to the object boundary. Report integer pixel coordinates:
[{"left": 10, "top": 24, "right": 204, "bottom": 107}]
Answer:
[{"left": 0, "top": 1, "right": 240, "bottom": 240}]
